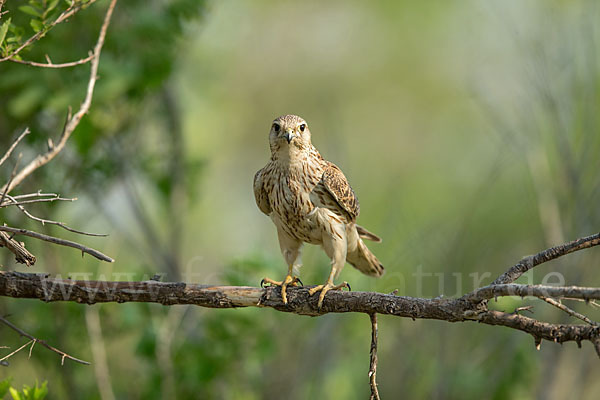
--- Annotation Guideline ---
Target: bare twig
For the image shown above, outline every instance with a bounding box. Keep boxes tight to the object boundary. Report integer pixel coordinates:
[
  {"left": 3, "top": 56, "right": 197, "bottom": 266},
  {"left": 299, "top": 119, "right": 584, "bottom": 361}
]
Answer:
[
  {"left": 11, "top": 191, "right": 62, "bottom": 199},
  {"left": 0, "top": 128, "right": 30, "bottom": 167},
  {"left": 1, "top": 196, "right": 76, "bottom": 207},
  {"left": 0, "top": 225, "right": 114, "bottom": 262},
  {"left": 368, "top": 313, "right": 380, "bottom": 400},
  {"left": 0, "top": 231, "right": 36, "bottom": 266},
  {"left": 0, "top": 315, "right": 90, "bottom": 365},
  {"left": 0, "top": 153, "right": 22, "bottom": 209},
  {"left": 492, "top": 232, "right": 600, "bottom": 285},
  {"left": 8, "top": 52, "right": 94, "bottom": 68},
  {"left": 0, "top": 0, "right": 117, "bottom": 195},
  {"left": 4, "top": 194, "right": 108, "bottom": 236},
  {"left": 0, "top": 0, "right": 99, "bottom": 62},
  {"left": 1, "top": 191, "right": 77, "bottom": 207},
  {"left": 565, "top": 298, "right": 600, "bottom": 309},
  {"left": 0, "top": 339, "right": 34, "bottom": 363},
  {"left": 541, "top": 297, "right": 597, "bottom": 326}
]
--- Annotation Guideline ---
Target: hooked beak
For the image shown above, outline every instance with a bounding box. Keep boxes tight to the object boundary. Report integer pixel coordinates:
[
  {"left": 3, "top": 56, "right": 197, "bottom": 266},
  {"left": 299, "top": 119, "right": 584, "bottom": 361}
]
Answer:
[{"left": 284, "top": 129, "right": 295, "bottom": 144}]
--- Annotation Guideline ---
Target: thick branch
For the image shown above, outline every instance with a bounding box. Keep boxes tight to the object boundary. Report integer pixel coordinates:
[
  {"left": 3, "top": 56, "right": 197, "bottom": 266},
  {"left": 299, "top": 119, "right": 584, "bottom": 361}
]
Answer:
[{"left": 0, "top": 271, "right": 598, "bottom": 354}]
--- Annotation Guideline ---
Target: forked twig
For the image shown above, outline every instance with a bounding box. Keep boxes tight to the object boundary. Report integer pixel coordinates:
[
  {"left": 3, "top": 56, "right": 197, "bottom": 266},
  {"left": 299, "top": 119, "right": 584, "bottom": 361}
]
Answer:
[
  {"left": 8, "top": 52, "right": 94, "bottom": 68},
  {"left": 0, "top": 340, "right": 34, "bottom": 363},
  {"left": 4, "top": 194, "right": 108, "bottom": 237},
  {"left": 0, "top": 316, "right": 90, "bottom": 365},
  {"left": 0, "top": 225, "right": 114, "bottom": 262}
]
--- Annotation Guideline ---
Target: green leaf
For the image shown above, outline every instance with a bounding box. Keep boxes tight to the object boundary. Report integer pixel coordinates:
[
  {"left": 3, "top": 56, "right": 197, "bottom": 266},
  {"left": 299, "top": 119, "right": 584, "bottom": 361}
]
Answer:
[
  {"left": 0, "top": 379, "right": 11, "bottom": 398},
  {"left": 0, "top": 18, "right": 10, "bottom": 48},
  {"left": 9, "top": 387, "right": 22, "bottom": 400},
  {"left": 30, "top": 20, "right": 43, "bottom": 33},
  {"left": 47, "top": 0, "right": 60, "bottom": 13},
  {"left": 18, "top": 5, "right": 42, "bottom": 18},
  {"left": 32, "top": 382, "right": 47, "bottom": 400}
]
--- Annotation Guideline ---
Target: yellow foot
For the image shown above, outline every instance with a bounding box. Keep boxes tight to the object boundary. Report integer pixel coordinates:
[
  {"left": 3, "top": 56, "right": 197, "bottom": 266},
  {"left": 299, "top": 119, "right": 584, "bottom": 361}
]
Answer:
[
  {"left": 260, "top": 275, "right": 303, "bottom": 304},
  {"left": 308, "top": 281, "right": 351, "bottom": 308}
]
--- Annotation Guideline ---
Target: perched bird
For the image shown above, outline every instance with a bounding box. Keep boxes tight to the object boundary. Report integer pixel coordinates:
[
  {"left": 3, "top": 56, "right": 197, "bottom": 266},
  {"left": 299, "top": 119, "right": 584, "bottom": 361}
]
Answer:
[{"left": 254, "top": 114, "right": 383, "bottom": 308}]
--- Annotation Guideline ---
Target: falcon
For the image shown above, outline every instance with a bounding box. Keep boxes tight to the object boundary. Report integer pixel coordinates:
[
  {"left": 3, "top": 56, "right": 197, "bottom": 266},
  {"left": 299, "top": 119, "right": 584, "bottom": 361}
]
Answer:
[{"left": 254, "top": 114, "right": 384, "bottom": 308}]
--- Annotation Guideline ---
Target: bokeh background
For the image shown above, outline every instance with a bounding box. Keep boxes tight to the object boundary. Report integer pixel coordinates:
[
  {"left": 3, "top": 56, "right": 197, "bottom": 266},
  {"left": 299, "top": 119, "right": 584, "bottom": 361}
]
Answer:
[{"left": 1, "top": 0, "right": 599, "bottom": 398}]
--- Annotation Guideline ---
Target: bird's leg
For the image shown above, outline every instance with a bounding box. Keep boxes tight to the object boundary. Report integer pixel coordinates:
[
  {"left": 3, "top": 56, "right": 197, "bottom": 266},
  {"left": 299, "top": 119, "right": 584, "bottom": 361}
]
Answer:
[
  {"left": 308, "top": 265, "right": 351, "bottom": 309},
  {"left": 309, "top": 233, "right": 350, "bottom": 308},
  {"left": 260, "top": 264, "right": 302, "bottom": 304}
]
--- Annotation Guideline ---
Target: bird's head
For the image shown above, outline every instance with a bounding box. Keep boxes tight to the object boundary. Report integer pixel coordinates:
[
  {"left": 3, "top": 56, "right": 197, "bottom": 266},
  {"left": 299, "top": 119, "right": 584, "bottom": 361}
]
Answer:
[{"left": 269, "top": 114, "right": 312, "bottom": 159}]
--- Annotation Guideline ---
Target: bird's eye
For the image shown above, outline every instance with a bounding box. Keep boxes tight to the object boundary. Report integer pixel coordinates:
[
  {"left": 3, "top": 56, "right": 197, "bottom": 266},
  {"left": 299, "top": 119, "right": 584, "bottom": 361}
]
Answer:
[
  {"left": 272, "top": 123, "right": 280, "bottom": 132},
  {"left": 299, "top": 124, "right": 306, "bottom": 132}
]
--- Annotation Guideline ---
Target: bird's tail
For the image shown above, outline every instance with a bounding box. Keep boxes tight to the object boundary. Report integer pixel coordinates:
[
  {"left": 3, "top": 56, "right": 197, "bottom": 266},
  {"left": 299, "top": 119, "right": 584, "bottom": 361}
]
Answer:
[
  {"left": 356, "top": 224, "right": 382, "bottom": 242},
  {"left": 347, "top": 232, "right": 384, "bottom": 277}
]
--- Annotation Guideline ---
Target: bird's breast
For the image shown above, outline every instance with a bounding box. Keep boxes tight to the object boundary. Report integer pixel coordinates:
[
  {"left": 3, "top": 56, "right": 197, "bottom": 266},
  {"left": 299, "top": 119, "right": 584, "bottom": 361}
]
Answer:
[{"left": 267, "top": 165, "right": 324, "bottom": 243}]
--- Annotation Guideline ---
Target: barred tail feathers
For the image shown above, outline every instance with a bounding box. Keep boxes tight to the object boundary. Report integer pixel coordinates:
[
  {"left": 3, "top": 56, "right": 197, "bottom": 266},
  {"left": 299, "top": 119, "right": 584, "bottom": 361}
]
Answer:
[{"left": 346, "top": 237, "right": 384, "bottom": 277}]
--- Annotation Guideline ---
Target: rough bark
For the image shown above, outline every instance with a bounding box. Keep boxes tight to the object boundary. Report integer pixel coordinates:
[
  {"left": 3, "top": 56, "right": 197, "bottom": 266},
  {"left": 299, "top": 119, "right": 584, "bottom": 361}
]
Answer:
[{"left": 0, "top": 270, "right": 598, "bottom": 355}]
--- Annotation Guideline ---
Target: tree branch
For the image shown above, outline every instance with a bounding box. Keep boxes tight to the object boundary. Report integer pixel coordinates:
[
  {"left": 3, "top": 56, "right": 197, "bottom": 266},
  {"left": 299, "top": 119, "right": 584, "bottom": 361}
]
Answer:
[
  {"left": 491, "top": 232, "right": 600, "bottom": 285},
  {"left": 0, "top": 0, "right": 117, "bottom": 195},
  {"left": 0, "top": 230, "right": 598, "bottom": 386},
  {"left": 0, "top": 269, "right": 598, "bottom": 355},
  {"left": 368, "top": 313, "right": 380, "bottom": 400},
  {"left": 0, "top": 0, "right": 99, "bottom": 63}
]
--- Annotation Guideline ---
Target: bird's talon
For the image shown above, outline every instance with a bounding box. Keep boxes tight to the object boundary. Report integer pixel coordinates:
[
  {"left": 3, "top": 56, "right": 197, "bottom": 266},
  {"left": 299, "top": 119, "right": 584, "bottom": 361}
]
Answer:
[
  {"left": 260, "top": 277, "right": 283, "bottom": 288},
  {"left": 261, "top": 275, "right": 301, "bottom": 304},
  {"left": 345, "top": 282, "right": 351, "bottom": 291}
]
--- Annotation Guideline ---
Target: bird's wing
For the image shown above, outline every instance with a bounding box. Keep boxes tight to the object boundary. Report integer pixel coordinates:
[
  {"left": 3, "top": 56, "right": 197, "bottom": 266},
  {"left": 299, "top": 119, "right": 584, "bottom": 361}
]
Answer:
[
  {"left": 253, "top": 168, "right": 272, "bottom": 215},
  {"left": 321, "top": 162, "right": 360, "bottom": 222}
]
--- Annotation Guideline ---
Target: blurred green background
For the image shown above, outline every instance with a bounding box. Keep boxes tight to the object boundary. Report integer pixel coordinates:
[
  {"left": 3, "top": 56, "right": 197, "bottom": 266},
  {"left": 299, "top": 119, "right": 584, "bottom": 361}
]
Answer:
[{"left": 1, "top": 0, "right": 599, "bottom": 398}]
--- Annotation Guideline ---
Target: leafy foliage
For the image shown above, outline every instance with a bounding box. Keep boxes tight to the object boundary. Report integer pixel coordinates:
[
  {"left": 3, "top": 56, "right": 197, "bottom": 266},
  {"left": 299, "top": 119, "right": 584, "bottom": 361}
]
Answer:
[{"left": 0, "top": 380, "right": 47, "bottom": 400}]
